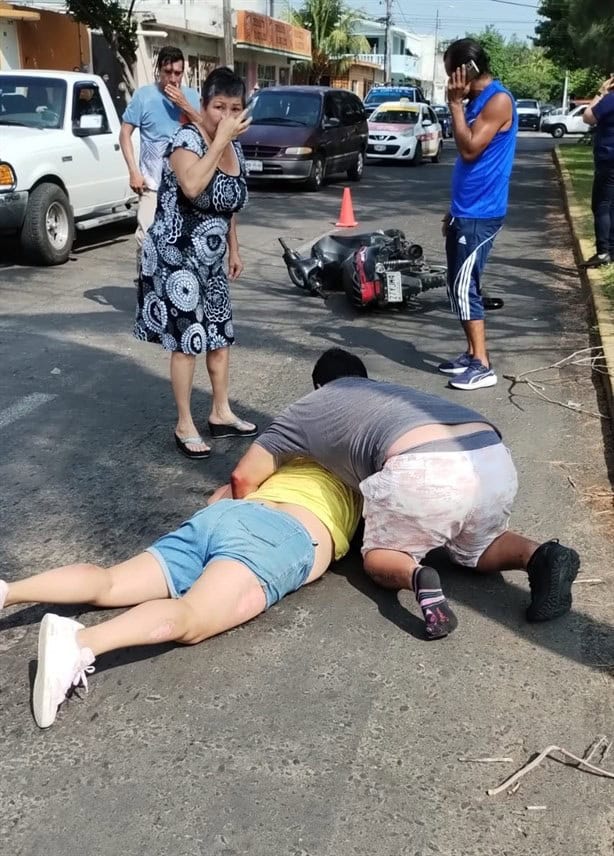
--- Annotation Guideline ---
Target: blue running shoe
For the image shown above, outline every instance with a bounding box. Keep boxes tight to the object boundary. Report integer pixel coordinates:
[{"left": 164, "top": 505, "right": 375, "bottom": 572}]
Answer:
[
  {"left": 448, "top": 359, "right": 497, "bottom": 390},
  {"left": 437, "top": 352, "right": 473, "bottom": 375}
]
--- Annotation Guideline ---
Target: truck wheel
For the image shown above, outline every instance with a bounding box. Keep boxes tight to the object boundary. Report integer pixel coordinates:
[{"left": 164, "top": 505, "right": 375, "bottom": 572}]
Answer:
[
  {"left": 551, "top": 125, "right": 565, "bottom": 139},
  {"left": 20, "top": 183, "right": 75, "bottom": 265}
]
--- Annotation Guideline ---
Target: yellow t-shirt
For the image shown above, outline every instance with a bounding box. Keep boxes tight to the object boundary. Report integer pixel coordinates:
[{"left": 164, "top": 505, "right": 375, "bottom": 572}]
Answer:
[{"left": 246, "top": 459, "right": 362, "bottom": 561}]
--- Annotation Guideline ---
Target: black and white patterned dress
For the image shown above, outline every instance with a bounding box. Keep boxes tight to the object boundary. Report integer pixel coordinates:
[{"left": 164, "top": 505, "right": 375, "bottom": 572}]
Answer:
[{"left": 134, "top": 123, "right": 248, "bottom": 355}]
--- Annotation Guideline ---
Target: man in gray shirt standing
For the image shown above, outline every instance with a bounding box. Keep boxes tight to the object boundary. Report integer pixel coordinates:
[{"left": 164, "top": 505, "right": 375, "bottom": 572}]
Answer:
[{"left": 231, "top": 348, "right": 579, "bottom": 639}]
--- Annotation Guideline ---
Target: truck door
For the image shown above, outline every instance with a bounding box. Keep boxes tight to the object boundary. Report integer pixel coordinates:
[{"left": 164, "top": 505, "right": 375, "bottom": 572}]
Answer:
[
  {"left": 570, "top": 105, "right": 588, "bottom": 134},
  {"left": 66, "top": 81, "right": 129, "bottom": 214}
]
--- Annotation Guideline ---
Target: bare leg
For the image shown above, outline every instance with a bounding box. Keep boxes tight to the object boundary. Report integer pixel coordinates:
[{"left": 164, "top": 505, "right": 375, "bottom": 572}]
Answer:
[
  {"left": 30, "top": 560, "right": 268, "bottom": 728},
  {"left": 77, "top": 559, "right": 267, "bottom": 656},
  {"left": 461, "top": 319, "right": 488, "bottom": 366},
  {"left": 363, "top": 548, "right": 418, "bottom": 590},
  {"left": 475, "top": 531, "right": 540, "bottom": 573},
  {"left": 170, "top": 351, "right": 210, "bottom": 454},
  {"left": 473, "top": 531, "right": 579, "bottom": 622},
  {"left": 4, "top": 553, "right": 169, "bottom": 609},
  {"left": 206, "top": 347, "right": 255, "bottom": 430}
]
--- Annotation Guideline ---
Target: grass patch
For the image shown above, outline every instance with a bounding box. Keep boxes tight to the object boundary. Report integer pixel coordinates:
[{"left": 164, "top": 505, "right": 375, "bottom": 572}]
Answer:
[{"left": 558, "top": 144, "right": 614, "bottom": 303}]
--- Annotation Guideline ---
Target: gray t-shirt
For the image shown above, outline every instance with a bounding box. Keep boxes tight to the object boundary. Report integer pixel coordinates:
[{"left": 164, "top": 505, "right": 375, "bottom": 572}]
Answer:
[{"left": 256, "top": 377, "right": 500, "bottom": 489}]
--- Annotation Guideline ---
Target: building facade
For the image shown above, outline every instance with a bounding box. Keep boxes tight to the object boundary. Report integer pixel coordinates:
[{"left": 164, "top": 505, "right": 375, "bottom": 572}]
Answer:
[
  {"left": 132, "top": 1, "right": 311, "bottom": 92},
  {"left": 2, "top": 1, "right": 311, "bottom": 98},
  {"left": 352, "top": 19, "right": 447, "bottom": 102},
  {"left": 330, "top": 60, "right": 384, "bottom": 100},
  {"left": 0, "top": 2, "right": 90, "bottom": 71}
]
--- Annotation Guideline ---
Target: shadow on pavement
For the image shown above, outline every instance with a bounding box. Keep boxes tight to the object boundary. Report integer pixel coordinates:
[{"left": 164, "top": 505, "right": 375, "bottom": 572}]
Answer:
[{"left": 0, "top": 220, "right": 135, "bottom": 269}]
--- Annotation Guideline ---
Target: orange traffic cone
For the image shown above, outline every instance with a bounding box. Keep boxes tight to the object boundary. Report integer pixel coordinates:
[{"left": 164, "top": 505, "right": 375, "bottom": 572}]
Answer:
[{"left": 335, "top": 187, "right": 358, "bottom": 228}]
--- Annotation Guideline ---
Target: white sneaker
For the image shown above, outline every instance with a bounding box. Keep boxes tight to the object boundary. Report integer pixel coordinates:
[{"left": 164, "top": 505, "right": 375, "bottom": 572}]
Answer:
[
  {"left": 0, "top": 579, "right": 7, "bottom": 610},
  {"left": 32, "top": 613, "right": 95, "bottom": 729}
]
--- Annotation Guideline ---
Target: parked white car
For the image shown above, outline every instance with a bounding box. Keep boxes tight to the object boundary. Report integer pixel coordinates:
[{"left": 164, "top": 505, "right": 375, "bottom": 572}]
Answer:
[
  {"left": 0, "top": 70, "right": 137, "bottom": 265},
  {"left": 541, "top": 105, "right": 589, "bottom": 138},
  {"left": 366, "top": 100, "right": 443, "bottom": 165}
]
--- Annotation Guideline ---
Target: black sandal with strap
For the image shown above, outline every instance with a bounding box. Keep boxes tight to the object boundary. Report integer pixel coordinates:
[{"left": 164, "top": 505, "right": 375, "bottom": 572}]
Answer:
[{"left": 175, "top": 433, "right": 211, "bottom": 459}]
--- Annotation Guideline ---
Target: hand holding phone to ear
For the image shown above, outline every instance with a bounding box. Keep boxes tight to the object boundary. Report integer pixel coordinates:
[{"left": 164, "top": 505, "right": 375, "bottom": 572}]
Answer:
[
  {"left": 464, "top": 60, "right": 480, "bottom": 82},
  {"left": 447, "top": 65, "right": 471, "bottom": 104}
]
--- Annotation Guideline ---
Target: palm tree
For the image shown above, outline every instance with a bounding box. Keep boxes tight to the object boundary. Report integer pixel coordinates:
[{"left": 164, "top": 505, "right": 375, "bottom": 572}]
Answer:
[{"left": 286, "top": 0, "right": 371, "bottom": 85}]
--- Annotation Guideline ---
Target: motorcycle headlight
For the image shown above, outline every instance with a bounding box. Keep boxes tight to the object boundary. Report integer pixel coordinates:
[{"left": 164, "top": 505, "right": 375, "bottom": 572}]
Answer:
[
  {"left": 285, "top": 146, "right": 313, "bottom": 156},
  {"left": 0, "top": 162, "right": 16, "bottom": 191}
]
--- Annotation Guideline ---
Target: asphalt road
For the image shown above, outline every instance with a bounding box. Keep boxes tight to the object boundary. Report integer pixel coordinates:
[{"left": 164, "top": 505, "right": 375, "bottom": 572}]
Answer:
[{"left": 1, "top": 134, "right": 613, "bottom": 856}]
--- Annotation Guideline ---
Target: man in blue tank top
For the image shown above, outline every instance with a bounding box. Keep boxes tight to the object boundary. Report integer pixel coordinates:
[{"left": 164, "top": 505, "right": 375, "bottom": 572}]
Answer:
[{"left": 439, "top": 39, "right": 518, "bottom": 391}]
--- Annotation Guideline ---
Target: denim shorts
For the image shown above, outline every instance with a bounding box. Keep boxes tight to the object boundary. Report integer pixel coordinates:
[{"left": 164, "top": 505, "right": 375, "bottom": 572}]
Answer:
[{"left": 147, "top": 500, "right": 316, "bottom": 608}]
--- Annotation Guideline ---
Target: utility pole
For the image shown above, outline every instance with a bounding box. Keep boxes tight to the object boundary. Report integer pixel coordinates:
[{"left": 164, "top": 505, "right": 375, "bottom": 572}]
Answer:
[
  {"left": 562, "top": 69, "right": 569, "bottom": 112},
  {"left": 222, "top": 0, "right": 234, "bottom": 69},
  {"left": 383, "top": 0, "right": 393, "bottom": 84},
  {"left": 431, "top": 8, "right": 440, "bottom": 102}
]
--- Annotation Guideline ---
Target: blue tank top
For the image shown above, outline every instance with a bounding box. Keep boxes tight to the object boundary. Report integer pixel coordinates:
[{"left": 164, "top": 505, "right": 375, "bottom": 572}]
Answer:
[{"left": 450, "top": 80, "right": 518, "bottom": 219}]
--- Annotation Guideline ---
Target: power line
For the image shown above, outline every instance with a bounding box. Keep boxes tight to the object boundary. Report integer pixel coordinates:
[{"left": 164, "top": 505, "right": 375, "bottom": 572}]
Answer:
[{"left": 487, "top": 0, "right": 538, "bottom": 7}]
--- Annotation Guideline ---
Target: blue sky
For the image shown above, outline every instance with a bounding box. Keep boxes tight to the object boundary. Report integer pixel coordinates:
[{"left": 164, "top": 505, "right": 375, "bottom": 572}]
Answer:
[
  {"left": 17, "top": 0, "right": 542, "bottom": 44},
  {"left": 350, "top": 0, "right": 541, "bottom": 43}
]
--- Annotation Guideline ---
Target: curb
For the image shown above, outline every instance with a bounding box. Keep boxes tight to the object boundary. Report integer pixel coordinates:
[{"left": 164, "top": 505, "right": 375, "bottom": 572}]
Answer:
[{"left": 553, "top": 146, "right": 614, "bottom": 423}]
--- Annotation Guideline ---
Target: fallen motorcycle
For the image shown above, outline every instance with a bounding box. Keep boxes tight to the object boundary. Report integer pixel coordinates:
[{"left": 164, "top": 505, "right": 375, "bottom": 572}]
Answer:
[
  {"left": 279, "top": 229, "right": 446, "bottom": 308},
  {"left": 279, "top": 229, "right": 504, "bottom": 310}
]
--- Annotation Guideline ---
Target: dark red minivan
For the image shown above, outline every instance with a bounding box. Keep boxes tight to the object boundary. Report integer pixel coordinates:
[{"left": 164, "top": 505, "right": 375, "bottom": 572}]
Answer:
[{"left": 240, "top": 86, "right": 368, "bottom": 191}]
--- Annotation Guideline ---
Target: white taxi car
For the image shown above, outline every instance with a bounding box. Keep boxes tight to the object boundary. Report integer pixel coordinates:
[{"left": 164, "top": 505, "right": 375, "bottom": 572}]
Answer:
[{"left": 367, "top": 100, "right": 443, "bottom": 165}]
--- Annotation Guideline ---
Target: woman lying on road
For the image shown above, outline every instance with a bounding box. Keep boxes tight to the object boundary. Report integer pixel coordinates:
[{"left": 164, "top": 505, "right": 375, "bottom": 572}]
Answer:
[{"left": 0, "top": 460, "right": 361, "bottom": 729}]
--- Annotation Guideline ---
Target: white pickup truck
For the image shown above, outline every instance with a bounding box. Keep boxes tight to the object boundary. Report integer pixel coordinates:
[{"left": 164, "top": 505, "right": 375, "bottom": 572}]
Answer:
[
  {"left": 0, "top": 69, "right": 138, "bottom": 265},
  {"left": 541, "top": 104, "right": 589, "bottom": 138}
]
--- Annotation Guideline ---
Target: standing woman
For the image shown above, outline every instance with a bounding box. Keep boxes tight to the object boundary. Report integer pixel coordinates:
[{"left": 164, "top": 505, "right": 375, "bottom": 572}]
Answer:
[{"left": 134, "top": 66, "right": 256, "bottom": 459}]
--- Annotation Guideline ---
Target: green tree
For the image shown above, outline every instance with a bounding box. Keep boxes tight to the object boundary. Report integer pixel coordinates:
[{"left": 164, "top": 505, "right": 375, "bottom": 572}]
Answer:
[
  {"left": 536, "top": 0, "right": 614, "bottom": 73},
  {"left": 286, "top": 0, "right": 370, "bottom": 85},
  {"left": 568, "top": 66, "right": 605, "bottom": 99},
  {"left": 468, "top": 28, "right": 561, "bottom": 102},
  {"left": 534, "top": 0, "right": 579, "bottom": 69},
  {"left": 65, "top": 0, "right": 138, "bottom": 93},
  {"left": 469, "top": 26, "right": 509, "bottom": 80},
  {"left": 505, "top": 48, "right": 560, "bottom": 101},
  {"left": 569, "top": 0, "right": 614, "bottom": 72}
]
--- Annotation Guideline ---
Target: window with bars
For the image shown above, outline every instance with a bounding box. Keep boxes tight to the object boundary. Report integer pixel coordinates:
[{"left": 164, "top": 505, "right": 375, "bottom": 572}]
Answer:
[
  {"left": 257, "top": 64, "right": 277, "bottom": 87},
  {"left": 234, "top": 61, "right": 248, "bottom": 82}
]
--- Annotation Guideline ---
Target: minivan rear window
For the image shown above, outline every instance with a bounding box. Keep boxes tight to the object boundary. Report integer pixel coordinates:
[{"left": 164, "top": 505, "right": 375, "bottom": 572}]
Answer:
[{"left": 249, "top": 91, "right": 321, "bottom": 126}]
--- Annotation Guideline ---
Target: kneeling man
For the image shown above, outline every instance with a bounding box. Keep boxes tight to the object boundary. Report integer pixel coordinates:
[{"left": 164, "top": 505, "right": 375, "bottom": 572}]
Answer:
[{"left": 231, "top": 348, "right": 580, "bottom": 639}]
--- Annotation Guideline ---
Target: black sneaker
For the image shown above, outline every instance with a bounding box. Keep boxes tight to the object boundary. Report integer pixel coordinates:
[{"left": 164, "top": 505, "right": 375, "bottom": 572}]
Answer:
[
  {"left": 580, "top": 253, "right": 611, "bottom": 269},
  {"left": 483, "top": 296, "right": 504, "bottom": 311},
  {"left": 526, "top": 540, "right": 580, "bottom": 622}
]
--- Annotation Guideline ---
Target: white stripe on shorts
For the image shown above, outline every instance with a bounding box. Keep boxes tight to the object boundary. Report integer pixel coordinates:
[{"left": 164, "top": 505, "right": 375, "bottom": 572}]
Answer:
[{"left": 452, "top": 227, "right": 502, "bottom": 320}]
